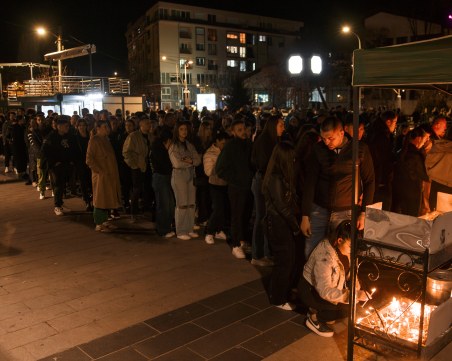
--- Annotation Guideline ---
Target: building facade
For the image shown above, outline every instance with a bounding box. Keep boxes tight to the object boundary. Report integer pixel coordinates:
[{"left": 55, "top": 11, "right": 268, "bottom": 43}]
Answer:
[{"left": 125, "top": 1, "right": 304, "bottom": 110}]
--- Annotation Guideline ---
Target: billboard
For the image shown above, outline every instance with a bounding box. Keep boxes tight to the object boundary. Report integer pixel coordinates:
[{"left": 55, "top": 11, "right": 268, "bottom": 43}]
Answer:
[{"left": 196, "top": 93, "right": 216, "bottom": 111}]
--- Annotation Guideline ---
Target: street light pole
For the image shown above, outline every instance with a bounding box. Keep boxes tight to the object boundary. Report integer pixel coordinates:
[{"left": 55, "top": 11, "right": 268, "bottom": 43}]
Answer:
[
  {"left": 183, "top": 61, "right": 190, "bottom": 108},
  {"left": 342, "top": 26, "right": 362, "bottom": 112},
  {"left": 57, "top": 31, "right": 62, "bottom": 92}
]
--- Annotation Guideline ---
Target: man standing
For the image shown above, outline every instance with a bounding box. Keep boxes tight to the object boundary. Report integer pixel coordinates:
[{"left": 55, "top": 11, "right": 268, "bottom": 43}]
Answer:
[
  {"left": 366, "top": 110, "right": 398, "bottom": 211},
  {"left": 430, "top": 116, "right": 448, "bottom": 142},
  {"left": 41, "top": 115, "right": 77, "bottom": 216},
  {"left": 216, "top": 117, "right": 254, "bottom": 259},
  {"left": 122, "top": 116, "right": 153, "bottom": 222},
  {"left": 300, "top": 116, "right": 375, "bottom": 258}
]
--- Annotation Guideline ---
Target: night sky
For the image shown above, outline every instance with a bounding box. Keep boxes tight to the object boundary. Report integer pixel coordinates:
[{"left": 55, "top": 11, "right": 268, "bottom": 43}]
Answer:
[{"left": 0, "top": 0, "right": 450, "bottom": 80}]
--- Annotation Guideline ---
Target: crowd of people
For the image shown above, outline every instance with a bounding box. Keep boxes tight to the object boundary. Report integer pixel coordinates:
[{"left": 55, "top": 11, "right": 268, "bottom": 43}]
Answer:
[{"left": 1, "top": 104, "right": 451, "bottom": 337}]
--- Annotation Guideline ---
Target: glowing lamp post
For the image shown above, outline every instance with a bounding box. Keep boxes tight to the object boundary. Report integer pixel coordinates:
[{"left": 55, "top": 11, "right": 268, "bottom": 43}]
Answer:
[
  {"left": 36, "top": 26, "right": 63, "bottom": 92},
  {"left": 183, "top": 60, "right": 193, "bottom": 108}
]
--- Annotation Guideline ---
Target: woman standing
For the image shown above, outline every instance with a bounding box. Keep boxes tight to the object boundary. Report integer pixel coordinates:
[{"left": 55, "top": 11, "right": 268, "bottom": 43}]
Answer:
[
  {"left": 86, "top": 120, "right": 122, "bottom": 232},
  {"left": 262, "top": 141, "right": 301, "bottom": 310},
  {"left": 169, "top": 120, "right": 201, "bottom": 240},
  {"left": 251, "top": 113, "right": 285, "bottom": 266}
]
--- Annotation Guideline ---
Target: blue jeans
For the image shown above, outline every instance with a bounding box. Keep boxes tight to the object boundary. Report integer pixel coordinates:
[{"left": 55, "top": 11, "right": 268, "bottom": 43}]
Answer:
[
  {"left": 305, "top": 203, "right": 330, "bottom": 259},
  {"left": 152, "top": 173, "right": 175, "bottom": 236},
  {"left": 251, "top": 172, "right": 269, "bottom": 259}
]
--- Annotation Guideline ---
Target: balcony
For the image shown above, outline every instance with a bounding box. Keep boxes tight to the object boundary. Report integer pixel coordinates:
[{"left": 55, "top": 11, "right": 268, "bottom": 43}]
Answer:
[{"left": 6, "top": 76, "right": 130, "bottom": 101}]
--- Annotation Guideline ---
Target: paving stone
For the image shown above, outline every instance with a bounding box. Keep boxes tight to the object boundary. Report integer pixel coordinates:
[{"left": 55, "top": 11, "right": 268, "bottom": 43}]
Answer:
[
  {"left": 133, "top": 323, "right": 207, "bottom": 358},
  {"left": 198, "top": 285, "right": 256, "bottom": 310},
  {"left": 241, "top": 292, "right": 272, "bottom": 310},
  {"left": 241, "top": 306, "right": 299, "bottom": 332},
  {"left": 37, "top": 347, "right": 92, "bottom": 361},
  {"left": 144, "top": 302, "right": 213, "bottom": 332},
  {"left": 188, "top": 322, "right": 260, "bottom": 359},
  {"left": 79, "top": 323, "right": 157, "bottom": 359},
  {"left": 96, "top": 346, "right": 149, "bottom": 361},
  {"left": 210, "top": 347, "right": 263, "bottom": 361},
  {"left": 152, "top": 347, "right": 205, "bottom": 361},
  {"left": 241, "top": 322, "right": 310, "bottom": 358},
  {"left": 193, "top": 303, "right": 258, "bottom": 332}
]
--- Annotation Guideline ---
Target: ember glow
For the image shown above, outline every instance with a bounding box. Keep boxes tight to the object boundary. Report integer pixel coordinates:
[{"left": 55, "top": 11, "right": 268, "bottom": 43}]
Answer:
[{"left": 357, "top": 297, "right": 436, "bottom": 344}]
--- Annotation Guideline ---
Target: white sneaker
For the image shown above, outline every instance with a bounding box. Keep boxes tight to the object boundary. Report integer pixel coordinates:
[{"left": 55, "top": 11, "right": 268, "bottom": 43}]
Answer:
[
  {"left": 177, "top": 234, "right": 191, "bottom": 241},
  {"left": 54, "top": 207, "right": 64, "bottom": 216},
  {"left": 188, "top": 232, "right": 199, "bottom": 238},
  {"left": 164, "top": 231, "right": 176, "bottom": 238},
  {"left": 95, "top": 224, "right": 111, "bottom": 233},
  {"left": 102, "top": 221, "right": 118, "bottom": 230},
  {"left": 51, "top": 191, "right": 54, "bottom": 197},
  {"left": 39, "top": 192, "right": 45, "bottom": 200},
  {"left": 214, "top": 231, "right": 227, "bottom": 240},
  {"left": 4, "top": 167, "right": 8, "bottom": 173},
  {"left": 14, "top": 168, "right": 18, "bottom": 174},
  {"left": 232, "top": 246, "right": 246, "bottom": 259},
  {"left": 276, "top": 302, "right": 296, "bottom": 311},
  {"left": 205, "top": 234, "right": 215, "bottom": 244},
  {"left": 193, "top": 224, "right": 201, "bottom": 230}
]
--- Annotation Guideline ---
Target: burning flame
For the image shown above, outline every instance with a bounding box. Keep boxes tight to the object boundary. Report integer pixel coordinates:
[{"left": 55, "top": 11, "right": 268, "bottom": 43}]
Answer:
[{"left": 357, "top": 296, "right": 436, "bottom": 344}]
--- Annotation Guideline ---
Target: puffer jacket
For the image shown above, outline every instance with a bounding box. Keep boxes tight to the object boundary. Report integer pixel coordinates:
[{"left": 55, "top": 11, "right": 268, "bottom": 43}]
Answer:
[
  {"left": 203, "top": 143, "right": 227, "bottom": 186},
  {"left": 303, "top": 239, "right": 352, "bottom": 305}
]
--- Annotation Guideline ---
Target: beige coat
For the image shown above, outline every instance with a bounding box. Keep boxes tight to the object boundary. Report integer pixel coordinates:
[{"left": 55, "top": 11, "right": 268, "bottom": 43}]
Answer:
[{"left": 86, "top": 134, "right": 122, "bottom": 209}]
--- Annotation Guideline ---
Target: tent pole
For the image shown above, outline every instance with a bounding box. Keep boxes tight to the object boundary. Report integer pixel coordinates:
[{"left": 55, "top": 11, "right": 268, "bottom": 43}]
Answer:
[{"left": 347, "top": 85, "right": 360, "bottom": 361}]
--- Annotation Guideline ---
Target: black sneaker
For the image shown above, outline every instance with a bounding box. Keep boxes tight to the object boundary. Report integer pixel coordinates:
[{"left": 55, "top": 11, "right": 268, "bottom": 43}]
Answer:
[{"left": 305, "top": 313, "right": 334, "bottom": 337}]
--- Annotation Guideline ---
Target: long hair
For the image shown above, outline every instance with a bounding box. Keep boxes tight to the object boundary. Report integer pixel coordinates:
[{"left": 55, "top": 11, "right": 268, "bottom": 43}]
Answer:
[
  {"left": 262, "top": 141, "right": 295, "bottom": 194},
  {"left": 328, "top": 220, "right": 352, "bottom": 247},
  {"left": 257, "top": 114, "right": 283, "bottom": 144}
]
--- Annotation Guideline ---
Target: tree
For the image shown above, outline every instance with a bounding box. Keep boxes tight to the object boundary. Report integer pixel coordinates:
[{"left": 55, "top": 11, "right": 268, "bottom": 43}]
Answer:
[{"left": 223, "top": 76, "right": 251, "bottom": 112}]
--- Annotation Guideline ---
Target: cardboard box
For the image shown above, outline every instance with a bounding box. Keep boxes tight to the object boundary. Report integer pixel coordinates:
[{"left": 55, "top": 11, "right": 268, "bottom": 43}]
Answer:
[{"left": 363, "top": 205, "right": 452, "bottom": 270}]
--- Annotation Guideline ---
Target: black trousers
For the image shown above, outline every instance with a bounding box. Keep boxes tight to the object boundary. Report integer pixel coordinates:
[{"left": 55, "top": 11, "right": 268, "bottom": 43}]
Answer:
[
  {"left": 298, "top": 277, "right": 348, "bottom": 322},
  {"left": 266, "top": 215, "right": 298, "bottom": 305},
  {"left": 227, "top": 185, "right": 252, "bottom": 247},
  {"left": 50, "top": 163, "right": 70, "bottom": 207},
  {"left": 206, "top": 184, "right": 228, "bottom": 235}
]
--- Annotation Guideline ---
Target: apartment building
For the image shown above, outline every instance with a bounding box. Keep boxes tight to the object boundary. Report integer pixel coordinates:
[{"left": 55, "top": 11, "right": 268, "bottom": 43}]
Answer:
[{"left": 125, "top": 1, "right": 303, "bottom": 110}]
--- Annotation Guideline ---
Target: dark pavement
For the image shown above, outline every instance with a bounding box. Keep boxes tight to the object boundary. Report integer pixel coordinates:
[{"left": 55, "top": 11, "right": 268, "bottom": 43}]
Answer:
[{"left": 0, "top": 165, "right": 450, "bottom": 361}]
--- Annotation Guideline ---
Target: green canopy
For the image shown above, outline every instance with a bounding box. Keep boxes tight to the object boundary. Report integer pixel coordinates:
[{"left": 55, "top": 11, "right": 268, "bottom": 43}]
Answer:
[{"left": 352, "top": 35, "right": 452, "bottom": 89}]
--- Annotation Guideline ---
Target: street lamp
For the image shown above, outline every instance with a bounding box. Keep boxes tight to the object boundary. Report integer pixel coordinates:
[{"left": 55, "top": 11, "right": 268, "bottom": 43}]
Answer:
[
  {"left": 341, "top": 26, "right": 362, "bottom": 50},
  {"left": 341, "top": 25, "right": 363, "bottom": 112},
  {"left": 182, "top": 60, "right": 193, "bottom": 108},
  {"left": 36, "top": 26, "right": 62, "bottom": 92}
]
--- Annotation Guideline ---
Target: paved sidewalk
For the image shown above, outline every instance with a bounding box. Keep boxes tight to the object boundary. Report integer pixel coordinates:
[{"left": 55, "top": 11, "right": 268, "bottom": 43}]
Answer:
[{"left": 0, "top": 175, "right": 451, "bottom": 361}]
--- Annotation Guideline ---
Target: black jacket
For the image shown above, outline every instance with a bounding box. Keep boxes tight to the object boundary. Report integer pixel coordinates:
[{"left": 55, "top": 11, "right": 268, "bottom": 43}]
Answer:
[
  {"left": 302, "top": 134, "right": 375, "bottom": 215},
  {"left": 41, "top": 130, "right": 77, "bottom": 168},
  {"left": 263, "top": 172, "right": 300, "bottom": 233}
]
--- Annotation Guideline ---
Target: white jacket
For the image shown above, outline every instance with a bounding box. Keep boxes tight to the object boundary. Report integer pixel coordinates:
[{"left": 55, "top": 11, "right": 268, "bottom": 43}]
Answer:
[
  {"left": 203, "top": 144, "right": 227, "bottom": 186},
  {"left": 303, "top": 239, "right": 352, "bottom": 305}
]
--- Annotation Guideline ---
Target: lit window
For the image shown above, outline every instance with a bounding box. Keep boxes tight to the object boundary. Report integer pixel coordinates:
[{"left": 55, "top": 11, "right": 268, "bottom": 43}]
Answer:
[
  {"left": 239, "top": 47, "right": 246, "bottom": 58},
  {"left": 259, "top": 35, "right": 266, "bottom": 42}
]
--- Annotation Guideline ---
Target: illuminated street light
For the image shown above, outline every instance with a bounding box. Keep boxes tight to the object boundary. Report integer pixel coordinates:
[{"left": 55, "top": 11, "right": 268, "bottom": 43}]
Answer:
[
  {"left": 342, "top": 25, "right": 362, "bottom": 111},
  {"left": 342, "top": 26, "right": 362, "bottom": 49},
  {"left": 183, "top": 59, "right": 193, "bottom": 108},
  {"left": 36, "top": 26, "right": 63, "bottom": 92}
]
